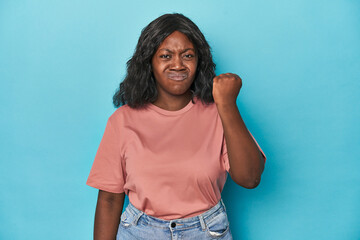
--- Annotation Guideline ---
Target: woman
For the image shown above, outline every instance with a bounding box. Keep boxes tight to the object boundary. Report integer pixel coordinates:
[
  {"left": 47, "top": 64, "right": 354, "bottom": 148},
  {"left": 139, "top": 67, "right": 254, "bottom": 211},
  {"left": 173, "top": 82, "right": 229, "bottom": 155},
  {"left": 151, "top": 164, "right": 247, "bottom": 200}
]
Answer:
[{"left": 86, "top": 13, "right": 266, "bottom": 240}]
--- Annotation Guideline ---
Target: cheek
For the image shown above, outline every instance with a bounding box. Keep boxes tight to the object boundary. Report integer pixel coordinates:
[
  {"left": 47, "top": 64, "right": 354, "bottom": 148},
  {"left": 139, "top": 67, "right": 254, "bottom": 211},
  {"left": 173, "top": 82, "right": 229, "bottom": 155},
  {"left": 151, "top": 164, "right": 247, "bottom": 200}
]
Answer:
[
  {"left": 153, "top": 60, "right": 166, "bottom": 72},
  {"left": 152, "top": 71, "right": 163, "bottom": 83},
  {"left": 151, "top": 63, "right": 162, "bottom": 78},
  {"left": 190, "top": 62, "right": 198, "bottom": 76}
]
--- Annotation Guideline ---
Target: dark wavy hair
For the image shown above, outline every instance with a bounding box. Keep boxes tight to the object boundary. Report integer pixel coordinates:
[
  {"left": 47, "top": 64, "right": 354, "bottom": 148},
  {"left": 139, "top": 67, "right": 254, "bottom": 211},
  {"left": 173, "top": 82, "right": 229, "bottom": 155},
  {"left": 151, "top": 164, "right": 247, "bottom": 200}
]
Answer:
[{"left": 113, "top": 13, "right": 216, "bottom": 109}]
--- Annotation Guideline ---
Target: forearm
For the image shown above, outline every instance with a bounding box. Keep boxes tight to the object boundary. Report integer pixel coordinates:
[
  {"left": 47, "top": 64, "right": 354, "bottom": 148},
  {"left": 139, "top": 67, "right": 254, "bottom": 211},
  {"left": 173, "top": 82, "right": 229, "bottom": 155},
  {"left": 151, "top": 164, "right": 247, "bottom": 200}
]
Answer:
[
  {"left": 216, "top": 102, "right": 264, "bottom": 188},
  {"left": 94, "top": 191, "right": 125, "bottom": 240}
]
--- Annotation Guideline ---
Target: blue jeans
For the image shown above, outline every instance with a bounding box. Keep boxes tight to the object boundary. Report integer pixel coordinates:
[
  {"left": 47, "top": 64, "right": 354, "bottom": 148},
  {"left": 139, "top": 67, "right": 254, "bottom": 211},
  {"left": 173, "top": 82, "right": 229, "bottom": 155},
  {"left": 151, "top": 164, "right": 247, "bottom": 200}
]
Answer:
[{"left": 116, "top": 198, "right": 233, "bottom": 240}]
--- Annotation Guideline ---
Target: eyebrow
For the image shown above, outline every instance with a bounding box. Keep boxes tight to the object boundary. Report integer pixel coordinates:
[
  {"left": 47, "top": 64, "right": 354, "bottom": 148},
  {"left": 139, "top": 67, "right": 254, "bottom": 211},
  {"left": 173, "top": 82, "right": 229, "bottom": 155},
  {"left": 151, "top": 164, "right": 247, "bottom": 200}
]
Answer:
[{"left": 158, "top": 48, "right": 195, "bottom": 54}]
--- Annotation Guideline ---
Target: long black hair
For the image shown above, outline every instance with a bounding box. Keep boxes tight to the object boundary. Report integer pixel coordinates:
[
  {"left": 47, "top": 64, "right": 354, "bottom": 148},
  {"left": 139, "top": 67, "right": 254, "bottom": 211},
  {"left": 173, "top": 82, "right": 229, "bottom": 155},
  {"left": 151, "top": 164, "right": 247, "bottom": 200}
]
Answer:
[{"left": 113, "top": 13, "right": 216, "bottom": 109}]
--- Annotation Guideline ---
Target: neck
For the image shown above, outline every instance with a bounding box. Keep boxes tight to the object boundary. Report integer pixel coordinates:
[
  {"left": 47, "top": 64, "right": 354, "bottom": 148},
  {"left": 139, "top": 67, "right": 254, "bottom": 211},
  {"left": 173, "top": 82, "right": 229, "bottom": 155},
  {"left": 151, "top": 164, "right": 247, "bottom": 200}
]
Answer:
[{"left": 152, "top": 91, "right": 193, "bottom": 111}]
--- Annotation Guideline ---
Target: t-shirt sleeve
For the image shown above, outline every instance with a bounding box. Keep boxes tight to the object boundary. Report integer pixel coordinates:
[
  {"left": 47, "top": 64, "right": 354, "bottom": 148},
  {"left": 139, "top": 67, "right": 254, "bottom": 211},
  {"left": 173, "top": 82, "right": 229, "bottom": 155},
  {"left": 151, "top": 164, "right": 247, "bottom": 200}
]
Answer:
[
  {"left": 221, "top": 130, "right": 267, "bottom": 173},
  {"left": 86, "top": 117, "right": 125, "bottom": 193}
]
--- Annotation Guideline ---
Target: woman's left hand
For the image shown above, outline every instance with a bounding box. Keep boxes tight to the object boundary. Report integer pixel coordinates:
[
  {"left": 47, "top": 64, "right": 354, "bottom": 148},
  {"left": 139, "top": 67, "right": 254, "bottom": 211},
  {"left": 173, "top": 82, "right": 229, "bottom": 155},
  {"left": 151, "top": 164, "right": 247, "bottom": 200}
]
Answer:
[{"left": 212, "top": 73, "right": 242, "bottom": 105}]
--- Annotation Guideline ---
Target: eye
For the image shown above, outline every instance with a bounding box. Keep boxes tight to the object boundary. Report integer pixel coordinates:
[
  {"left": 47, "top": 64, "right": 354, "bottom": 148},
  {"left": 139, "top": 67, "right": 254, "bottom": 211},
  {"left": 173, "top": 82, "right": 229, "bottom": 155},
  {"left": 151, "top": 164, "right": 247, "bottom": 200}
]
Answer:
[
  {"left": 184, "top": 54, "right": 195, "bottom": 59},
  {"left": 160, "top": 54, "right": 171, "bottom": 59}
]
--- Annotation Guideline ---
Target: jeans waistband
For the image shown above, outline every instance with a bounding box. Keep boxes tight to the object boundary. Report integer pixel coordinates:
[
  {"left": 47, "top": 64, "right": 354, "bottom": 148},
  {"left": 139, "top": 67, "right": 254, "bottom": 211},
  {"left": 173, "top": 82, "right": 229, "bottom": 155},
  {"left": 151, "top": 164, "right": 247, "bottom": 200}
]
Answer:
[{"left": 124, "top": 199, "right": 227, "bottom": 231}]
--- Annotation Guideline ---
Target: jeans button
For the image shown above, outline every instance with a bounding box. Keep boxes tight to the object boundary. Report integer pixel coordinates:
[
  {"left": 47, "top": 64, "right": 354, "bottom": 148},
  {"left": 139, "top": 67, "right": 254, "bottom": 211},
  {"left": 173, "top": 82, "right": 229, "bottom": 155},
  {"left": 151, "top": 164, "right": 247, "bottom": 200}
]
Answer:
[{"left": 171, "top": 222, "right": 176, "bottom": 228}]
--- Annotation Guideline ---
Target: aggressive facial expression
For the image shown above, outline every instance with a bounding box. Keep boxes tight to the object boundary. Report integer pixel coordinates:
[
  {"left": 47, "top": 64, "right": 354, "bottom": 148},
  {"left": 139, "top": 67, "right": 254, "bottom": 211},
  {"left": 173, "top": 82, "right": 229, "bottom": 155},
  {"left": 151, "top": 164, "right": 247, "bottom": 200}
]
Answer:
[{"left": 151, "top": 31, "right": 198, "bottom": 98}]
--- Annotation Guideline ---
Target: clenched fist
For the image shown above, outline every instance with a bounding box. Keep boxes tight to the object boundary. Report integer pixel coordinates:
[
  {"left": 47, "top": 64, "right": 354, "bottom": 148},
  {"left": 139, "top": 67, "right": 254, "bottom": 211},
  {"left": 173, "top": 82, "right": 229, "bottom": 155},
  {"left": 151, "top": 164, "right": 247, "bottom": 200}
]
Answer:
[{"left": 212, "top": 73, "right": 242, "bottom": 105}]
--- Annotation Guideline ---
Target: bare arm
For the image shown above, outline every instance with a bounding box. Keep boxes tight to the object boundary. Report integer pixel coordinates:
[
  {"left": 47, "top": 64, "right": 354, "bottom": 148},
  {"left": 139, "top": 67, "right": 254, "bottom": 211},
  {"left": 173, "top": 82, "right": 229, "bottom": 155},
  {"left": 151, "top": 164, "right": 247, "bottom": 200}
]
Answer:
[
  {"left": 94, "top": 190, "right": 125, "bottom": 240},
  {"left": 216, "top": 103, "right": 265, "bottom": 189}
]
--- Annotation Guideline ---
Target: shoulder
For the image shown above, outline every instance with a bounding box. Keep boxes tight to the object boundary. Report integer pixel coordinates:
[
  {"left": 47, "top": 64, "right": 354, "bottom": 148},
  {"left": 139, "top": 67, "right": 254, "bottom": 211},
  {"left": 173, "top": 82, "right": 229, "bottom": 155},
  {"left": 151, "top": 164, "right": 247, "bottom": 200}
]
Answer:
[
  {"left": 107, "top": 104, "right": 132, "bottom": 127},
  {"left": 108, "top": 103, "right": 150, "bottom": 126},
  {"left": 194, "top": 97, "right": 218, "bottom": 115}
]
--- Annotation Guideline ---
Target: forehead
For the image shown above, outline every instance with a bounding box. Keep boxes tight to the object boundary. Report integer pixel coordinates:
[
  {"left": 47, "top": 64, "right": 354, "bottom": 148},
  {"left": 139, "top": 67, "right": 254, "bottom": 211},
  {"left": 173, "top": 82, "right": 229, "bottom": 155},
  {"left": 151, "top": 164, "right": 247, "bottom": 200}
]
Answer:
[{"left": 157, "top": 31, "right": 195, "bottom": 50}]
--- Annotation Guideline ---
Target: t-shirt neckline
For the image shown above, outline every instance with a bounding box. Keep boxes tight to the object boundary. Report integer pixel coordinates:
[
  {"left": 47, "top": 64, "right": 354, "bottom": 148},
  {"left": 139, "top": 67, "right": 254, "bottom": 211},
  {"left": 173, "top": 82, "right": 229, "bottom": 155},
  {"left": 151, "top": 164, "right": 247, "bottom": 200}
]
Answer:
[{"left": 147, "top": 96, "right": 197, "bottom": 116}]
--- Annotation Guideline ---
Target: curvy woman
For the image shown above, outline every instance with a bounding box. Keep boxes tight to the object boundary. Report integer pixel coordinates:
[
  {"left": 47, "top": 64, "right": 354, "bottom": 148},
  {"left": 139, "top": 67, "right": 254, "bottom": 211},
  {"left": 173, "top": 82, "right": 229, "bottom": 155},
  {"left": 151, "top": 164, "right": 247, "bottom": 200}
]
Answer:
[{"left": 86, "top": 13, "right": 267, "bottom": 240}]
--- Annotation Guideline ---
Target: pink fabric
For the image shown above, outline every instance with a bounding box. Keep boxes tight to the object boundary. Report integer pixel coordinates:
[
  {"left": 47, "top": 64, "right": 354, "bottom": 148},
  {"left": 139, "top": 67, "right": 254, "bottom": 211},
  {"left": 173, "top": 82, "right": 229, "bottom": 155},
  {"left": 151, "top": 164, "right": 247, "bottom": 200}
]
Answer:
[{"left": 86, "top": 96, "right": 266, "bottom": 220}]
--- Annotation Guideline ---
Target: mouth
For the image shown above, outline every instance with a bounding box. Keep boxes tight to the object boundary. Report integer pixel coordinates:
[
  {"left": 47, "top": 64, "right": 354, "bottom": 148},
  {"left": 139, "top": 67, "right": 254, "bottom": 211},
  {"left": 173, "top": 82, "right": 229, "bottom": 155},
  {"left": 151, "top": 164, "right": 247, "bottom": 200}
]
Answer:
[{"left": 167, "top": 73, "right": 188, "bottom": 81}]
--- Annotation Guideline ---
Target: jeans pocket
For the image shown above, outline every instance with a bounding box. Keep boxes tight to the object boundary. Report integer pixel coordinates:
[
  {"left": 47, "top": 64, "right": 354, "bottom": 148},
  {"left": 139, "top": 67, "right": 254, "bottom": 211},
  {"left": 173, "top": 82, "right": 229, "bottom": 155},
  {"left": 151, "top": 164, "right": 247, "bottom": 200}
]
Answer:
[{"left": 205, "top": 210, "right": 230, "bottom": 238}]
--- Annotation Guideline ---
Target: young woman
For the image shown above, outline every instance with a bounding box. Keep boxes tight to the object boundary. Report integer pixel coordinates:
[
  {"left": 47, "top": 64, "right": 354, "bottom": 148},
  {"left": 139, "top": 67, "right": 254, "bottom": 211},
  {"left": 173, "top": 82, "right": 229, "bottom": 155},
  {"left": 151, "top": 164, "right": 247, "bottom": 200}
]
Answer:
[{"left": 86, "top": 13, "right": 266, "bottom": 240}]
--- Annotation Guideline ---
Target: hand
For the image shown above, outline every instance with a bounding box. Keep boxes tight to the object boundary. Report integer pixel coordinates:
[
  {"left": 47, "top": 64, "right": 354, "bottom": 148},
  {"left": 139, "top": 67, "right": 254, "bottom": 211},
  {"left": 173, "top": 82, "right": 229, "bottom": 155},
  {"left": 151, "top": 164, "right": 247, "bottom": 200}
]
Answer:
[{"left": 212, "top": 73, "right": 242, "bottom": 105}]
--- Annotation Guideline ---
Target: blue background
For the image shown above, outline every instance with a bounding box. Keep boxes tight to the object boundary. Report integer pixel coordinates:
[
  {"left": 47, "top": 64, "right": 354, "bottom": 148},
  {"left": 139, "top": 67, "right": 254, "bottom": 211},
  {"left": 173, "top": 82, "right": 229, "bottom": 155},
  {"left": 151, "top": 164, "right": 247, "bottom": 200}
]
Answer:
[{"left": 1, "top": 1, "right": 359, "bottom": 239}]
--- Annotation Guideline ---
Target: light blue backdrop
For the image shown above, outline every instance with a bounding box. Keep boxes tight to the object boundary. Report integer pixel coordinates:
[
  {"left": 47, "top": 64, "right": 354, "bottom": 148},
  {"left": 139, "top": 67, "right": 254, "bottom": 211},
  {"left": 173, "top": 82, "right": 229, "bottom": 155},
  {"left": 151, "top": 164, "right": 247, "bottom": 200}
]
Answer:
[{"left": 0, "top": 1, "right": 359, "bottom": 239}]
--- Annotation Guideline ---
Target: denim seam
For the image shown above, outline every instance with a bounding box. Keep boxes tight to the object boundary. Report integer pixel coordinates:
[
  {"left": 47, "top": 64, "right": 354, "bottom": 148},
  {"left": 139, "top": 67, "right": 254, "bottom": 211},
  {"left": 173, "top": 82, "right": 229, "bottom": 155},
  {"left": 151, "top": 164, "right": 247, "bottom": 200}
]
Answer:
[
  {"left": 199, "top": 215, "right": 206, "bottom": 231},
  {"left": 132, "top": 211, "right": 144, "bottom": 226},
  {"left": 203, "top": 208, "right": 225, "bottom": 222}
]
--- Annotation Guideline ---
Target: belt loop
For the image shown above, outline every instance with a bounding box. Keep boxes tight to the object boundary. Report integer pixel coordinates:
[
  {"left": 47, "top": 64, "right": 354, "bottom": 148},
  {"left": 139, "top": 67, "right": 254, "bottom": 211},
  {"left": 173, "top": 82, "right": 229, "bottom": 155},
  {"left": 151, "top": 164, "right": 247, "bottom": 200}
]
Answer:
[
  {"left": 133, "top": 211, "right": 144, "bottom": 226},
  {"left": 198, "top": 214, "right": 207, "bottom": 231},
  {"left": 220, "top": 198, "right": 227, "bottom": 212}
]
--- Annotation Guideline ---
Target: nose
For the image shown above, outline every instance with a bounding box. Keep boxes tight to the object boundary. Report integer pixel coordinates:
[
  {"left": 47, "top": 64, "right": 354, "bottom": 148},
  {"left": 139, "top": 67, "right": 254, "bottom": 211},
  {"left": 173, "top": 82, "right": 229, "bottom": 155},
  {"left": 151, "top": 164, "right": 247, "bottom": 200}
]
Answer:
[{"left": 170, "top": 55, "right": 185, "bottom": 71}]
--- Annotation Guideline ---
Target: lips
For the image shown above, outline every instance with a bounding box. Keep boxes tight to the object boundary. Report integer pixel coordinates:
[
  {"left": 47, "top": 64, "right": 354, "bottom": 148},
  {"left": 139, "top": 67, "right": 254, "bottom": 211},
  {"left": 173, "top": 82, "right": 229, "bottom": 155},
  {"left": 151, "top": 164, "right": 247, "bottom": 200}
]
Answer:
[{"left": 167, "top": 73, "right": 188, "bottom": 81}]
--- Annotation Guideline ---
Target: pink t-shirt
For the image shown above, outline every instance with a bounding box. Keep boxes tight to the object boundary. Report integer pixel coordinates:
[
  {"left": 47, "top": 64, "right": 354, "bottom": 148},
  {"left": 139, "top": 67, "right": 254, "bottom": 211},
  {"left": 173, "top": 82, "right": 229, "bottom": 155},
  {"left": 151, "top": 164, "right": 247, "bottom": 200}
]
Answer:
[{"left": 86, "top": 96, "right": 266, "bottom": 220}]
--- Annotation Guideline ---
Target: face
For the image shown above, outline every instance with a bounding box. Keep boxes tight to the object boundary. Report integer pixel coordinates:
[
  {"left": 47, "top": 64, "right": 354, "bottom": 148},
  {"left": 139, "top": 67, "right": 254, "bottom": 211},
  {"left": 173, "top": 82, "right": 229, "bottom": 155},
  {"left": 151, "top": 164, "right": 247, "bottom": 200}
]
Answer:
[{"left": 151, "top": 31, "right": 198, "bottom": 99}]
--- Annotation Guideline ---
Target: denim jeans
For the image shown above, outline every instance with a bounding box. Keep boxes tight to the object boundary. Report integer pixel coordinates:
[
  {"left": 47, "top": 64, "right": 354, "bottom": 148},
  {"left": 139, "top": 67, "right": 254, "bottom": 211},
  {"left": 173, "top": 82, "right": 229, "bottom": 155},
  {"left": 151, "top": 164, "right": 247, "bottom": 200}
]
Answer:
[{"left": 116, "top": 198, "right": 233, "bottom": 240}]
